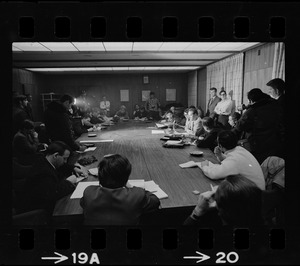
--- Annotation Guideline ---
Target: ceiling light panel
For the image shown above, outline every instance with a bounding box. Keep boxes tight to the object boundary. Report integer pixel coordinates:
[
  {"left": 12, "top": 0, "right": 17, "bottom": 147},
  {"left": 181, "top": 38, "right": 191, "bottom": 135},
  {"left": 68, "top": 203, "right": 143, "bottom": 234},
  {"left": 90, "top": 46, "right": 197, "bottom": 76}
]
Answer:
[
  {"left": 72, "top": 42, "right": 105, "bottom": 51},
  {"left": 103, "top": 42, "right": 133, "bottom": 51},
  {"left": 132, "top": 42, "right": 163, "bottom": 51},
  {"left": 128, "top": 67, "right": 145, "bottom": 70},
  {"left": 183, "top": 42, "right": 222, "bottom": 51},
  {"left": 159, "top": 42, "right": 193, "bottom": 51},
  {"left": 39, "top": 42, "right": 78, "bottom": 51},
  {"left": 112, "top": 67, "right": 129, "bottom": 70},
  {"left": 144, "top": 67, "right": 161, "bottom": 70},
  {"left": 13, "top": 42, "right": 50, "bottom": 52},
  {"left": 95, "top": 67, "right": 113, "bottom": 70}
]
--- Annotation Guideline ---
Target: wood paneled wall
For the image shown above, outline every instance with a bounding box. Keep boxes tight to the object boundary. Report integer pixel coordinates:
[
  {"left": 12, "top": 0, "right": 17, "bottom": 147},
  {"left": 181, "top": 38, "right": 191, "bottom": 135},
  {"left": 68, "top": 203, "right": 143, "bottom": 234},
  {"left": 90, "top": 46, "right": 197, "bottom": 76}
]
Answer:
[
  {"left": 187, "top": 71, "right": 197, "bottom": 107},
  {"left": 197, "top": 68, "right": 207, "bottom": 112},
  {"left": 243, "top": 43, "right": 275, "bottom": 103},
  {"left": 34, "top": 73, "right": 188, "bottom": 119},
  {"left": 12, "top": 69, "right": 43, "bottom": 122}
]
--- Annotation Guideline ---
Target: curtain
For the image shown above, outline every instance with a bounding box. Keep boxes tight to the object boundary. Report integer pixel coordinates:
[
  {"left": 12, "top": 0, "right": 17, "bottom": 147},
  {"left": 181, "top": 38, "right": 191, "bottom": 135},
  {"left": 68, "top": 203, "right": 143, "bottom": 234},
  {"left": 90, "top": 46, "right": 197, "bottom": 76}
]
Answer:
[
  {"left": 272, "top": 42, "right": 285, "bottom": 80},
  {"left": 206, "top": 53, "right": 244, "bottom": 114}
]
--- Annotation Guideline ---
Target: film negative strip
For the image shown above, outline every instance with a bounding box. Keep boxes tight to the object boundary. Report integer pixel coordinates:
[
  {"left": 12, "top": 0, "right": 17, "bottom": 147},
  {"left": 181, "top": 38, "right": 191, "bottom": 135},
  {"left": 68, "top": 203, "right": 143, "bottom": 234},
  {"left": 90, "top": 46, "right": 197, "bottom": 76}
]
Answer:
[{"left": 1, "top": 1, "right": 300, "bottom": 264}]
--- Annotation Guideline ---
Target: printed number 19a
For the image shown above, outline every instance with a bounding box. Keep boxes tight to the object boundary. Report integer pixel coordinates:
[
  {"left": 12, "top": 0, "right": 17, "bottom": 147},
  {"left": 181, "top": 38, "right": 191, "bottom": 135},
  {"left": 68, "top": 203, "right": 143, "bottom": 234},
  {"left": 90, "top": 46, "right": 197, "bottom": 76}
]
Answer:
[
  {"left": 216, "top": 252, "right": 239, "bottom": 263},
  {"left": 72, "top": 253, "right": 100, "bottom": 264}
]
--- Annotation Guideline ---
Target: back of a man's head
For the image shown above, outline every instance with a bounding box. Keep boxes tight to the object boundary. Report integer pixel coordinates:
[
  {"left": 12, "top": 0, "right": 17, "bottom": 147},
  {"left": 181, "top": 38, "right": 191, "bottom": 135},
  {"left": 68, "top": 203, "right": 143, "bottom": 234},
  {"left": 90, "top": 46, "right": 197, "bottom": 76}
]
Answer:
[
  {"left": 247, "top": 88, "right": 269, "bottom": 103},
  {"left": 202, "top": 116, "right": 214, "bottom": 129},
  {"left": 217, "top": 130, "right": 238, "bottom": 150},
  {"left": 46, "top": 141, "right": 70, "bottom": 156},
  {"left": 266, "top": 78, "right": 285, "bottom": 95},
  {"left": 98, "top": 154, "right": 132, "bottom": 189},
  {"left": 60, "top": 94, "right": 74, "bottom": 104},
  {"left": 215, "top": 175, "right": 263, "bottom": 226},
  {"left": 21, "top": 119, "right": 35, "bottom": 130}
]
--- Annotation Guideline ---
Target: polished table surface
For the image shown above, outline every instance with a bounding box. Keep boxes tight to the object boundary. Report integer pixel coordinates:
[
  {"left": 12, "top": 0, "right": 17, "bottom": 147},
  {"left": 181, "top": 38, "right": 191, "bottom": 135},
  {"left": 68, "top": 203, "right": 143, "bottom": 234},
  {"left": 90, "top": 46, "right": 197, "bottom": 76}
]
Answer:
[{"left": 53, "top": 120, "right": 220, "bottom": 216}]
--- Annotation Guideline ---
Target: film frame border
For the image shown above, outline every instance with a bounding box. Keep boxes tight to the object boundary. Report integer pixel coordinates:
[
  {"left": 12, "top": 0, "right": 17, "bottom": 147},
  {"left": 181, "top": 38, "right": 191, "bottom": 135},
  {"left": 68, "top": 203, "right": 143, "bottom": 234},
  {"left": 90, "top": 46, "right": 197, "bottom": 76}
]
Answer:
[{"left": 1, "top": 1, "right": 300, "bottom": 264}]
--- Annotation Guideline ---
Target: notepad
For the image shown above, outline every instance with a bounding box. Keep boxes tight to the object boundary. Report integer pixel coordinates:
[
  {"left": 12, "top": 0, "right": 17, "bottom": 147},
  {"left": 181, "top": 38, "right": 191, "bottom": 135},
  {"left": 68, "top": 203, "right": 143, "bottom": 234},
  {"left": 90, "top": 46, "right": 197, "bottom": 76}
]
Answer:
[
  {"left": 127, "top": 179, "right": 145, "bottom": 189},
  {"left": 88, "top": 167, "right": 98, "bottom": 176},
  {"left": 153, "top": 187, "right": 168, "bottom": 199},
  {"left": 76, "top": 147, "right": 97, "bottom": 153},
  {"left": 165, "top": 140, "right": 183, "bottom": 145},
  {"left": 155, "top": 123, "right": 168, "bottom": 129},
  {"left": 80, "top": 139, "right": 114, "bottom": 143},
  {"left": 151, "top": 130, "right": 165, "bottom": 134},
  {"left": 179, "top": 161, "right": 202, "bottom": 168},
  {"left": 70, "top": 181, "right": 99, "bottom": 199},
  {"left": 144, "top": 180, "right": 160, "bottom": 192}
]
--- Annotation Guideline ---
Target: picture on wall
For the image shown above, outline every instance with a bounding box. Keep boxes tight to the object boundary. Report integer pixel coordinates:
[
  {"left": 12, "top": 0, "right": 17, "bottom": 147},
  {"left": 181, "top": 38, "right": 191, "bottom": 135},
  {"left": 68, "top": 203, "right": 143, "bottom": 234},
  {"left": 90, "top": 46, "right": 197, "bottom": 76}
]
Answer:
[
  {"left": 142, "top": 90, "right": 151, "bottom": 101},
  {"left": 143, "top": 76, "right": 149, "bottom": 84},
  {"left": 166, "top": 88, "right": 176, "bottom": 101},
  {"left": 120, "top": 89, "right": 129, "bottom": 102}
]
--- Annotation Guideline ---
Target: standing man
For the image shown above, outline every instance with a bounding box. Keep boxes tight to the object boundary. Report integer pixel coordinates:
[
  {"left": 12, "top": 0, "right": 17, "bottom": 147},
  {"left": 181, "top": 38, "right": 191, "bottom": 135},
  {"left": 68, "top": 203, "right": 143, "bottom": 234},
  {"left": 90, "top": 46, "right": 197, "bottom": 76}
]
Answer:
[
  {"left": 44, "top": 94, "right": 86, "bottom": 152},
  {"left": 100, "top": 96, "right": 111, "bottom": 116},
  {"left": 145, "top": 91, "right": 161, "bottom": 120},
  {"left": 12, "top": 94, "right": 30, "bottom": 137},
  {"left": 24, "top": 94, "right": 34, "bottom": 121},
  {"left": 206, "top": 87, "right": 221, "bottom": 117},
  {"left": 213, "top": 90, "right": 233, "bottom": 129}
]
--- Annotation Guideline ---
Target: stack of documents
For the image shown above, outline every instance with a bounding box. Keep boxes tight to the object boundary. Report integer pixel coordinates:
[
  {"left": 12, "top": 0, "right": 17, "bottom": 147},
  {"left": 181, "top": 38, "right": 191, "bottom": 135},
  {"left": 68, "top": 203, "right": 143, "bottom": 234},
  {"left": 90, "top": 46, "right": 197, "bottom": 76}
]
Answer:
[
  {"left": 179, "top": 161, "right": 202, "bottom": 168},
  {"left": 76, "top": 147, "right": 97, "bottom": 153},
  {"left": 128, "top": 179, "right": 168, "bottom": 199},
  {"left": 151, "top": 130, "right": 165, "bottom": 134},
  {"left": 155, "top": 123, "right": 168, "bottom": 129},
  {"left": 70, "top": 181, "right": 99, "bottom": 199}
]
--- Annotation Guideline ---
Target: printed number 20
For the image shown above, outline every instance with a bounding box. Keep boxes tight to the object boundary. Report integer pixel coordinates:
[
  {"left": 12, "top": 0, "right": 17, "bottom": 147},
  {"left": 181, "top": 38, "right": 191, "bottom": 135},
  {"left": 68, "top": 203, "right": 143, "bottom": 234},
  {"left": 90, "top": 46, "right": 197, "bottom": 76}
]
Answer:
[{"left": 216, "top": 252, "right": 239, "bottom": 264}]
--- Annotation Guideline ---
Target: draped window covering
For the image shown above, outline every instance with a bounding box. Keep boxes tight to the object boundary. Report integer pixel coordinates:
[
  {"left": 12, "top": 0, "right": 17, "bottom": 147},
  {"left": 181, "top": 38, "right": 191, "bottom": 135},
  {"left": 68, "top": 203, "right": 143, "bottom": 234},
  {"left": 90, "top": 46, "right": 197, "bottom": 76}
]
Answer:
[
  {"left": 206, "top": 53, "right": 244, "bottom": 113},
  {"left": 272, "top": 42, "right": 285, "bottom": 80}
]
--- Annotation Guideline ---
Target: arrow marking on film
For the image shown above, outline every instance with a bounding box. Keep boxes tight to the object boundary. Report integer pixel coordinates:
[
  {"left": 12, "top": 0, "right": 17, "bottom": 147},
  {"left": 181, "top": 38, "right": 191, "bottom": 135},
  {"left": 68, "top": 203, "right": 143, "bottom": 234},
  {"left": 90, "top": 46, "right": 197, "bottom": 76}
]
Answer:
[
  {"left": 41, "top": 252, "right": 68, "bottom": 264},
  {"left": 184, "top": 251, "right": 210, "bottom": 263}
]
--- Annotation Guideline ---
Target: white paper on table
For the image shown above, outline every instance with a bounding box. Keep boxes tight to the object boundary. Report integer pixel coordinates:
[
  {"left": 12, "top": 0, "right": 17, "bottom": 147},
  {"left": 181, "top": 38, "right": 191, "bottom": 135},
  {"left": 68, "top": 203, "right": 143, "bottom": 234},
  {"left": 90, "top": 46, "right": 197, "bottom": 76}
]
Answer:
[
  {"left": 79, "top": 139, "right": 114, "bottom": 143},
  {"left": 153, "top": 186, "right": 168, "bottom": 199},
  {"left": 76, "top": 176, "right": 87, "bottom": 183},
  {"left": 173, "top": 132, "right": 189, "bottom": 136},
  {"left": 165, "top": 140, "right": 182, "bottom": 145},
  {"left": 88, "top": 168, "right": 98, "bottom": 176},
  {"left": 144, "top": 181, "right": 159, "bottom": 192},
  {"left": 127, "top": 179, "right": 145, "bottom": 189},
  {"left": 151, "top": 130, "right": 165, "bottom": 134},
  {"left": 76, "top": 147, "right": 97, "bottom": 153},
  {"left": 179, "top": 161, "right": 198, "bottom": 168},
  {"left": 155, "top": 123, "right": 167, "bottom": 129},
  {"left": 70, "top": 181, "right": 99, "bottom": 199}
]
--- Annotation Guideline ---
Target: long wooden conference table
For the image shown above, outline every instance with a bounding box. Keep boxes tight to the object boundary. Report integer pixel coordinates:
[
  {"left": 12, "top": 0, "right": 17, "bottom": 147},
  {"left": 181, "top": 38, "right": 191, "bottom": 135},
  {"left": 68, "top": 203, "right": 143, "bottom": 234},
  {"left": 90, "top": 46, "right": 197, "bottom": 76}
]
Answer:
[{"left": 53, "top": 120, "right": 220, "bottom": 220}]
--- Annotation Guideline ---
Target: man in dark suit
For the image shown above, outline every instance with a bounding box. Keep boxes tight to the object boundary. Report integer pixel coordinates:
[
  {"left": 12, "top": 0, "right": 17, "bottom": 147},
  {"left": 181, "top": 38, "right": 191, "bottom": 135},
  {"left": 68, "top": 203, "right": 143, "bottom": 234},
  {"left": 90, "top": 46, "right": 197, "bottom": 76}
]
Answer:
[
  {"left": 80, "top": 154, "right": 160, "bottom": 225},
  {"left": 21, "top": 141, "right": 84, "bottom": 217},
  {"left": 206, "top": 87, "right": 221, "bottom": 117}
]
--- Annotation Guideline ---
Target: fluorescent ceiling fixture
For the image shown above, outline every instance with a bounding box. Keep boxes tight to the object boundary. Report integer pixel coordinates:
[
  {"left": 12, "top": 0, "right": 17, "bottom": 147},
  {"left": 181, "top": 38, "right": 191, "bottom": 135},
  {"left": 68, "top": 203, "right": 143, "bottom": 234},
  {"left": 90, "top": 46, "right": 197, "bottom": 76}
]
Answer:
[
  {"left": 95, "top": 67, "right": 113, "bottom": 70},
  {"left": 103, "top": 42, "right": 133, "bottom": 51},
  {"left": 72, "top": 42, "right": 105, "bottom": 51},
  {"left": 26, "top": 68, "right": 98, "bottom": 72},
  {"left": 132, "top": 42, "right": 163, "bottom": 51},
  {"left": 159, "top": 42, "right": 193, "bottom": 51},
  {"left": 144, "top": 67, "right": 161, "bottom": 70},
  {"left": 39, "top": 42, "right": 78, "bottom": 51},
  {"left": 183, "top": 42, "right": 222, "bottom": 51},
  {"left": 174, "top": 66, "right": 200, "bottom": 70},
  {"left": 208, "top": 42, "right": 260, "bottom": 51},
  {"left": 159, "top": 67, "right": 176, "bottom": 70},
  {"left": 128, "top": 67, "right": 145, "bottom": 70},
  {"left": 112, "top": 67, "right": 129, "bottom": 70},
  {"left": 13, "top": 42, "right": 50, "bottom": 52},
  {"left": 12, "top": 46, "right": 23, "bottom": 52}
]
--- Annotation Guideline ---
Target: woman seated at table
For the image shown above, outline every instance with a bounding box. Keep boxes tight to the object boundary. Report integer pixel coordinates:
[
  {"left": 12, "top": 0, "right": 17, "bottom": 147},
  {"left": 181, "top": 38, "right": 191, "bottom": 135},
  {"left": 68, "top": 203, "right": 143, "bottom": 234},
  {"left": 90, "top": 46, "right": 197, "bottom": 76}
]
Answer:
[
  {"left": 80, "top": 154, "right": 160, "bottom": 225},
  {"left": 114, "top": 105, "right": 129, "bottom": 121},
  {"left": 196, "top": 117, "right": 221, "bottom": 151},
  {"left": 183, "top": 174, "right": 263, "bottom": 226}
]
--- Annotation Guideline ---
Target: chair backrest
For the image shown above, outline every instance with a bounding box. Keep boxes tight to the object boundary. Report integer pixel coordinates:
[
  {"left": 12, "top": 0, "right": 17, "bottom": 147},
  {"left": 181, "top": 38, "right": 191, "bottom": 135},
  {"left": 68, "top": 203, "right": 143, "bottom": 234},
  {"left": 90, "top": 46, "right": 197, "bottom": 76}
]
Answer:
[{"left": 261, "top": 156, "right": 285, "bottom": 190}]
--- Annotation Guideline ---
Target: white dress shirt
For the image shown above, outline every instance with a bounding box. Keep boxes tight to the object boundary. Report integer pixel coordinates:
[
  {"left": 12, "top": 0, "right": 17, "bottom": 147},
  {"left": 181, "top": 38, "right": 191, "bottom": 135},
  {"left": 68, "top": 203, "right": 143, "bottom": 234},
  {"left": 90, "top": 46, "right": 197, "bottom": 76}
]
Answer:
[
  {"left": 201, "top": 146, "right": 265, "bottom": 190},
  {"left": 100, "top": 100, "right": 110, "bottom": 111},
  {"left": 214, "top": 98, "right": 233, "bottom": 115}
]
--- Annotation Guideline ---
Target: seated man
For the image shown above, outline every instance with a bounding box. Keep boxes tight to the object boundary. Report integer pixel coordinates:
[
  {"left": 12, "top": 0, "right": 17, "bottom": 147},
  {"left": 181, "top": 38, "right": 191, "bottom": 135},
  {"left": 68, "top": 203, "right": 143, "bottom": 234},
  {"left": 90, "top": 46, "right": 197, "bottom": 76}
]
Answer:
[
  {"left": 200, "top": 130, "right": 265, "bottom": 190},
  {"left": 184, "top": 174, "right": 264, "bottom": 226},
  {"left": 196, "top": 117, "right": 221, "bottom": 151},
  {"left": 80, "top": 154, "right": 160, "bottom": 225},
  {"left": 184, "top": 108, "right": 202, "bottom": 136},
  {"left": 13, "top": 119, "right": 47, "bottom": 165},
  {"left": 114, "top": 105, "right": 129, "bottom": 121},
  {"left": 228, "top": 112, "right": 241, "bottom": 129},
  {"left": 20, "top": 141, "right": 87, "bottom": 216},
  {"left": 72, "top": 114, "right": 96, "bottom": 138},
  {"left": 90, "top": 107, "right": 105, "bottom": 124}
]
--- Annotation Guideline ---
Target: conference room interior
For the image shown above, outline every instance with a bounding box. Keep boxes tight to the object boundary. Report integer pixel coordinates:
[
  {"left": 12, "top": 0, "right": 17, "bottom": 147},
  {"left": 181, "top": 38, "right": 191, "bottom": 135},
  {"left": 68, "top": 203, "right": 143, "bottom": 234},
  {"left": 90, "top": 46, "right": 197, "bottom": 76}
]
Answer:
[{"left": 12, "top": 42, "right": 285, "bottom": 226}]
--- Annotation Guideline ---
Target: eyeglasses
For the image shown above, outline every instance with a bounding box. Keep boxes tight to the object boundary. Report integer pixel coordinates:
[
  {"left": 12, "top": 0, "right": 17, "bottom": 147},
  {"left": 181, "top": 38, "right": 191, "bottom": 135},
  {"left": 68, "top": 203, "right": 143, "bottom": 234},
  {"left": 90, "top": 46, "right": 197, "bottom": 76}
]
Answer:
[{"left": 220, "top": 93, "right": 226, "bottom": 96}]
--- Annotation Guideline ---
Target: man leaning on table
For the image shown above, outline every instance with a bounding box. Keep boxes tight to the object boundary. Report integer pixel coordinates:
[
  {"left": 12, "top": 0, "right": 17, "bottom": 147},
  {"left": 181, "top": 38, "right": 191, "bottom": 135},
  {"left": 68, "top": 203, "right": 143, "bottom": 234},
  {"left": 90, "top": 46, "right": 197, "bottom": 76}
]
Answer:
[{"left": 199, "top": 130, "right": 265, "bottom": 190}]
